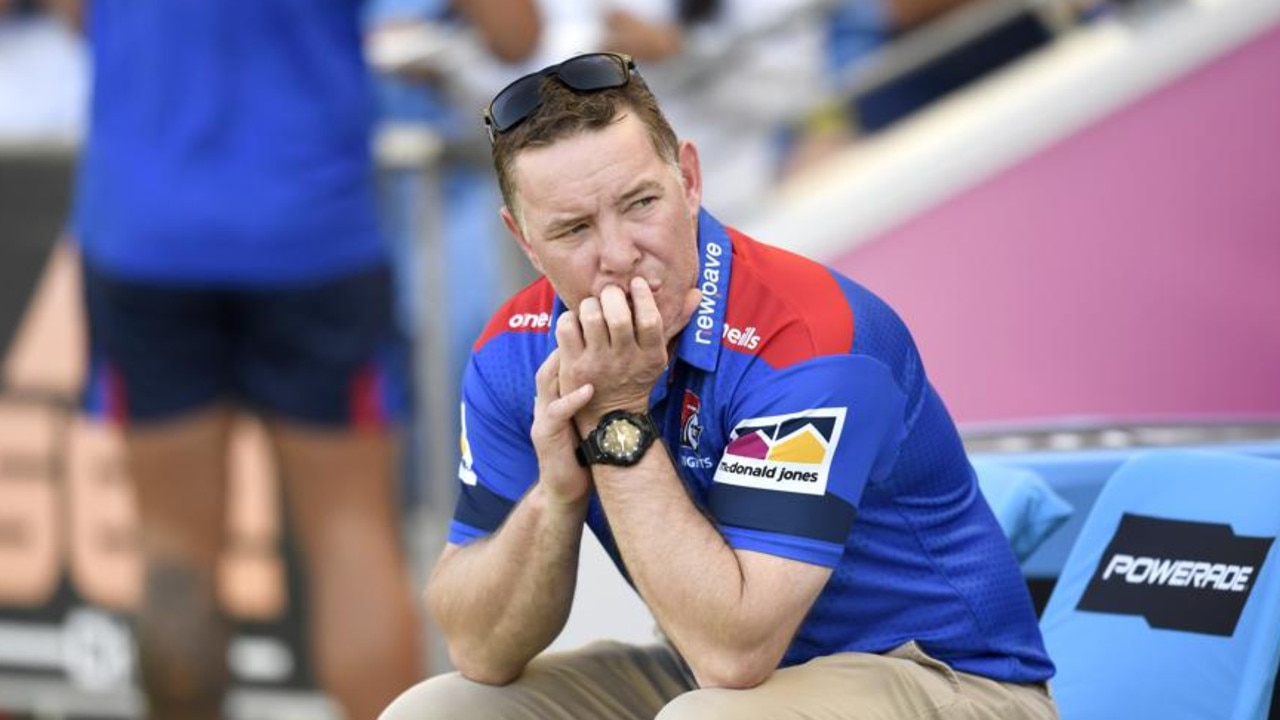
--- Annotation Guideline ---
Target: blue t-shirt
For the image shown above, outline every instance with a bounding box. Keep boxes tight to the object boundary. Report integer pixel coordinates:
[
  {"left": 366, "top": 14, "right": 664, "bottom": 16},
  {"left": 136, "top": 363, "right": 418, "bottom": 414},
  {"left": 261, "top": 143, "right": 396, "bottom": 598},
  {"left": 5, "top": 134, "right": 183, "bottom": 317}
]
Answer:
[
  {"left": 75, "top": 0, "right": 385, "bottom": 284},
  {"left": 451, "top": 210, "right": 1055, "bottom": 684}
]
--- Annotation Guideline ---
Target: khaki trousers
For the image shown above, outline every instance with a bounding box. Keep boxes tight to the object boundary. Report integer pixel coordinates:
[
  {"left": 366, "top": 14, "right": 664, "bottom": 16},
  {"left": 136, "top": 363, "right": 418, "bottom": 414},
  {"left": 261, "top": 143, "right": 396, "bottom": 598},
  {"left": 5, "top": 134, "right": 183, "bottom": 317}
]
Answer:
[{"left": 379, "top": 640, "right": 1059, "bottom": 720}]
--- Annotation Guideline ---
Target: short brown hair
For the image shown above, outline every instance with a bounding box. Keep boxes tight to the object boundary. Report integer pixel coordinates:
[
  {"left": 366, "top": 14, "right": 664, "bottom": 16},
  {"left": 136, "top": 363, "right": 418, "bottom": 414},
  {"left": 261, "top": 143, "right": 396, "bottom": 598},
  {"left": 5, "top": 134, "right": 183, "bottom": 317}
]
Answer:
[{"left": 490, "top": 71, "right": 680, "bottom": 218}]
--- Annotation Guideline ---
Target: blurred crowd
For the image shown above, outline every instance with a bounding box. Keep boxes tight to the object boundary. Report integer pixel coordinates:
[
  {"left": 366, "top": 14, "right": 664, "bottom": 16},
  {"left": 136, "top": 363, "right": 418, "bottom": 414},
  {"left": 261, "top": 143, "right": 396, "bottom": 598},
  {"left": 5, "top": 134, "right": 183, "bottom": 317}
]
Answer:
[
  {"left": 0, "top": 0, "right": 1108, "bottom": 368},
  {"left": 0, "top": 0, "right": 1100, "bottom": 202}
]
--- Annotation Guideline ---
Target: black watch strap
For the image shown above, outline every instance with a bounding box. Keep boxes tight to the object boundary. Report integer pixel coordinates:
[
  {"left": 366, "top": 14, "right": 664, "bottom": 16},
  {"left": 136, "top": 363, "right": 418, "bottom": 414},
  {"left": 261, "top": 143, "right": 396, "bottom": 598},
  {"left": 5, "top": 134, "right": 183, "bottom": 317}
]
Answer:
[
  {"left": 575, "top": 440, "right": 599, "bottom": 467},
  {"left": 575, "top": 410, "right": 659, "bottom": 467}
]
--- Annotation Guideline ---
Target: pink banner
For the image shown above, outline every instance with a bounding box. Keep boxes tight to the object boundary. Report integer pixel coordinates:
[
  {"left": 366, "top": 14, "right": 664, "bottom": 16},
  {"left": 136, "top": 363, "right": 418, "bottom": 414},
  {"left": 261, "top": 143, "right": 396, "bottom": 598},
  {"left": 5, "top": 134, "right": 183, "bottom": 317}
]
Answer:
[{"left": 831, "top": 25, "right": 1280, "bottom": 425}]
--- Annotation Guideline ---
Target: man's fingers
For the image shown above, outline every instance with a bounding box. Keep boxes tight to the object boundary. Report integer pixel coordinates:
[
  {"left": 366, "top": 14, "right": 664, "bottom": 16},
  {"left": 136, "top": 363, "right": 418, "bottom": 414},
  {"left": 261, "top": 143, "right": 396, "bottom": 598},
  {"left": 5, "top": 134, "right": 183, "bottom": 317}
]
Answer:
[
  {"left": 599, "top": 284, "right": 636, "bottom": 347},
  {"left": 546, "top": 382, "right": 594, "bottom": 422},
  {"left": 577, "top": 295, "right": 610, "bottom": 349},
  {"left": 534, "top": 350, "right": 562, "bottom": 403},
  {"left": 555, "top": 310, "right": 584, "bottom": 359},
  {"left": 535, "top": 350, "right": 592, "bottom": 430},
  {"left": 630, "top": 277, "right": 664, "bottom": 348}
]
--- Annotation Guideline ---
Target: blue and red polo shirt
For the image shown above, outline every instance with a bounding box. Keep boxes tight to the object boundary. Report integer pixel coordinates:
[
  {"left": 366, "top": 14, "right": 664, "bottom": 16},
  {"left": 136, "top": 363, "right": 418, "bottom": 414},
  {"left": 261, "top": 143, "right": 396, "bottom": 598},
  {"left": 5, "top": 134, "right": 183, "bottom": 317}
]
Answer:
[{"left": 451, "top": 209, "right": 1054, "bottom": 684}]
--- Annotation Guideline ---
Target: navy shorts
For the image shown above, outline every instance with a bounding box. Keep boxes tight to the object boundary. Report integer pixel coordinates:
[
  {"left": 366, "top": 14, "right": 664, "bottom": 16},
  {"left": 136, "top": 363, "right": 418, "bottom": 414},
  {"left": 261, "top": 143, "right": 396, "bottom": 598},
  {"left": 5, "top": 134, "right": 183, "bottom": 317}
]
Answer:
[{"left": 82, "top": 261, "right": 408, "bottom": 429}]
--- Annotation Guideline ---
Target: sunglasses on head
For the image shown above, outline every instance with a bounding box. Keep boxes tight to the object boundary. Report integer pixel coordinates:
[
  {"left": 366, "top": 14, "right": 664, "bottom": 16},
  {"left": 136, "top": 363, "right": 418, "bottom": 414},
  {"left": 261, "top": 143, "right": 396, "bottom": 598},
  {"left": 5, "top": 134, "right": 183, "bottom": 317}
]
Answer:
[{"left": 483, "top": 52, "right": 636, "bottom": 143}]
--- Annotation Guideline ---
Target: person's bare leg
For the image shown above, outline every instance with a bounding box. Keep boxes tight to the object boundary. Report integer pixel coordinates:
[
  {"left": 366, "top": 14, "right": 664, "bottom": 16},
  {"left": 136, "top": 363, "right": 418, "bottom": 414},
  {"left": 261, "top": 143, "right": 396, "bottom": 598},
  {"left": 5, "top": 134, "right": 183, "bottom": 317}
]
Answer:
[
  {"left": 270, "top": 422, "right": 422, "bottom": 719},
  {"left": 126, "top": 406, "right": 234, "bottom": 720}
]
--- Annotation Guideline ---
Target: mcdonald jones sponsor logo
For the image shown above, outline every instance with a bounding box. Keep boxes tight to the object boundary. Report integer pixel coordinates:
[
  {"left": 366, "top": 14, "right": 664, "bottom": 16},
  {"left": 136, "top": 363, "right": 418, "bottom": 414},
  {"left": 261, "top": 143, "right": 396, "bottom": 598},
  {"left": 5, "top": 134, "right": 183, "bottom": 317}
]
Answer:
[{"left": 713, "top": 407, "right": 846, "bottom": 496}]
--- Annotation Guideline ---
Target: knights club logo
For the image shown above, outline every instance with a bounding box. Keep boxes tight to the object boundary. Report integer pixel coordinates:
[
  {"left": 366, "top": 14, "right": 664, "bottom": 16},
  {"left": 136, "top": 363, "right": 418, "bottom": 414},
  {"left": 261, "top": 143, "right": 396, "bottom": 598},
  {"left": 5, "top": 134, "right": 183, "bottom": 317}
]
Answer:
[{"left": 680, "top": 390, "right": 703, "bottom": 450}]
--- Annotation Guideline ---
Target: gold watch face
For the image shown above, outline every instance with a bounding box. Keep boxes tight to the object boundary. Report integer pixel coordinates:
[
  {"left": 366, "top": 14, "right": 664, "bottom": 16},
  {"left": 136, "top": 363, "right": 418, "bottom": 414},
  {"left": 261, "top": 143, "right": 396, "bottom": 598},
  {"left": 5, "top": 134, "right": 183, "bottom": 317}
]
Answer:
[{"left": 600, "top": 418, "right": 643, "bottom": 457}]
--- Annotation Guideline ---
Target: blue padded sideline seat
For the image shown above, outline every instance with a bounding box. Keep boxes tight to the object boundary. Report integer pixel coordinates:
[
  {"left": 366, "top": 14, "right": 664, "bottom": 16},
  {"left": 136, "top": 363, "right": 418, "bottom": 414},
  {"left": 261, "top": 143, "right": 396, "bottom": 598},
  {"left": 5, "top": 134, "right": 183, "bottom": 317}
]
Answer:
[
  {"left": 1040, "top": 449, "right": 1280, "bottom": 720},
  {"left": 972, "top": 460, "right": 1073, "bottom": 561}
]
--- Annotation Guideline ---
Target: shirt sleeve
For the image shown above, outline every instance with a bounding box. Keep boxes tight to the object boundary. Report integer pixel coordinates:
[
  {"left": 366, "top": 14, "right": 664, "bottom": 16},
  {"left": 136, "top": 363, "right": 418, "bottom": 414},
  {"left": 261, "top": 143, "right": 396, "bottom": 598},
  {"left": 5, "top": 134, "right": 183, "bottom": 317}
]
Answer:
[
  {"left": 708, "top": 354, "right": 908, "bottom": 567},
  {"left": 448, "top": 349, "right": 539, "bottom": 545}
]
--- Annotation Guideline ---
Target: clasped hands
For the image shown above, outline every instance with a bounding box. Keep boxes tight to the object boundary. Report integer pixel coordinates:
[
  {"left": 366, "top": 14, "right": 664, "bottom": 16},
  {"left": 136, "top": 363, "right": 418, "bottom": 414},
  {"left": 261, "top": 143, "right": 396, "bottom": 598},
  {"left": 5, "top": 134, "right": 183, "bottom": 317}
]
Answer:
[{"left": 531, "top": 278, "right": 699, "bottom": 505}]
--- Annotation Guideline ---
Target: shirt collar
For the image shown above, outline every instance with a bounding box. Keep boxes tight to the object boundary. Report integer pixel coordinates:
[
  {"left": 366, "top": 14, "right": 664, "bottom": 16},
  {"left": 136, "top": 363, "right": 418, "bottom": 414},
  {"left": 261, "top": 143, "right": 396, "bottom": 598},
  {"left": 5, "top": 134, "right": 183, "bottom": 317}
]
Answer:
[{"left": 674, "top": 208, "right": 731, "bottom": 373}]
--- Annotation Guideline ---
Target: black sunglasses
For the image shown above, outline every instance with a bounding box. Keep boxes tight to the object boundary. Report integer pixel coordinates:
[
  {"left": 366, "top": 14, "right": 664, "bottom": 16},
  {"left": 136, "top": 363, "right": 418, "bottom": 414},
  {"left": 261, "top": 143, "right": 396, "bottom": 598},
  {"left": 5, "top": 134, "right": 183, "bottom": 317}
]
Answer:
[{"left": 483, "top": 53, "right": 636, "bottom": 143}]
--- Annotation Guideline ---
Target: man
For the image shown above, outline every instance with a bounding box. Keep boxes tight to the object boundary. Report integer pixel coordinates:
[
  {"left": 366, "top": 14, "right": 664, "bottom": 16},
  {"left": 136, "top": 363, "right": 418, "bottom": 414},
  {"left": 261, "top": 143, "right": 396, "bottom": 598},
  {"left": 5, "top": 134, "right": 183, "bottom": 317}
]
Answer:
[{"left": 382, "top": 52, "right": 1059, "bottom": 719}]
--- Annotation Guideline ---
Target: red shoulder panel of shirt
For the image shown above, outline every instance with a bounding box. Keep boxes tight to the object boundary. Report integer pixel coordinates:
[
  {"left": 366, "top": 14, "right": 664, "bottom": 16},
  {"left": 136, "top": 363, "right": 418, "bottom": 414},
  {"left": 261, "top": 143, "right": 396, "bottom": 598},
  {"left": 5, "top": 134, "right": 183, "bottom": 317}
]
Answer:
[
  {"left": 471, "top": 230, "right": 854, "bottom": 365},
  {"left": 473, "top": 277, "right": 557, "bottom": 351},
  {"left": 723, "top": 228, "right": 855, "bottom": 369}
]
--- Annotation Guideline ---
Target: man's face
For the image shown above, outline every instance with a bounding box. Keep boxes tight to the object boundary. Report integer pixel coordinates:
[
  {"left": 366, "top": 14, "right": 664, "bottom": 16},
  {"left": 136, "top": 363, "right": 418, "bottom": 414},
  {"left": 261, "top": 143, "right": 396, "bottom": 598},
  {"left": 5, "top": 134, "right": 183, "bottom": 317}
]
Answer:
[{"left": 501, "top": 112, "right": 703, "bottom": 341}]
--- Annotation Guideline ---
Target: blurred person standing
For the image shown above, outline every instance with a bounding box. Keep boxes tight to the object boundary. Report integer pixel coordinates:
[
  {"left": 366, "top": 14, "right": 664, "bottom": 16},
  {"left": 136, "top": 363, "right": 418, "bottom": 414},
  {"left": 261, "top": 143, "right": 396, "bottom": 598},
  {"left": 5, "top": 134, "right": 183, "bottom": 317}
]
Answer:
[{"left": 70, "top": 1, "right": 422, "bottom": 718}]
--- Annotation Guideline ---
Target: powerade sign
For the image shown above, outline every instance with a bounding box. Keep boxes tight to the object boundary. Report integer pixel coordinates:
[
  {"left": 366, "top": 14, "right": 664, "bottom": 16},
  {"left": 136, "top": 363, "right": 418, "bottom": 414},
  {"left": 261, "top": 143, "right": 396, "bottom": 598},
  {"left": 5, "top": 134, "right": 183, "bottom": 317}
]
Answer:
[{"left": 1077, "top": 513, "right": 1273, "bottom": 636}]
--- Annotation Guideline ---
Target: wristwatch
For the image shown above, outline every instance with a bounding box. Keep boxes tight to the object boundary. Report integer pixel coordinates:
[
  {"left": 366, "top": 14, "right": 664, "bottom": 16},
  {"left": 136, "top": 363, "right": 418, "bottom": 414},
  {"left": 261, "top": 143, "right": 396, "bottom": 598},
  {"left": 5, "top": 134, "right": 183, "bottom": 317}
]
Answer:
[{"left": 576, "top": 410, "right": 660, "bottom": 467}]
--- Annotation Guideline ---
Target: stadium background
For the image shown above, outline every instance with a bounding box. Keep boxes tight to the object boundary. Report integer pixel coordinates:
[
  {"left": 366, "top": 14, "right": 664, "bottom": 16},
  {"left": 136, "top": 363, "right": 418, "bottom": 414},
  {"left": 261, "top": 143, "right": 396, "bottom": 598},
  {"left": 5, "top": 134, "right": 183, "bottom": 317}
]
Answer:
[{"left": 1, "top": 0, "right": 1277, "bottom": 717}]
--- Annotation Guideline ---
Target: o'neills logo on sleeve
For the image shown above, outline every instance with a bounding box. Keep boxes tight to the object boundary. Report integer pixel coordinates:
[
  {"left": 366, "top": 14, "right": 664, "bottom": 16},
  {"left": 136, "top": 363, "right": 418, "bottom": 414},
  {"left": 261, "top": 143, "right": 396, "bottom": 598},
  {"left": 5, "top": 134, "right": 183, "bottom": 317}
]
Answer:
[
  {"left": 507, "top": 312, "right": 552, "bottom": 331},
  {"left": 722, "top": 324, "right": 760, "bottom": 351},
  {"left": 1077, "top": 513, "right": 1274, "bottom": 636},
  {"left": 712, "top": 408, "right": 846, "bottom": 496},
  {"left": 693, "top": 239, "right": 724, "bottom": 345}
]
